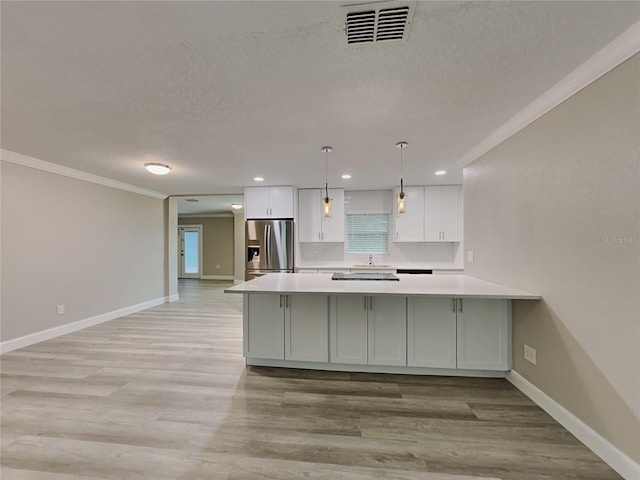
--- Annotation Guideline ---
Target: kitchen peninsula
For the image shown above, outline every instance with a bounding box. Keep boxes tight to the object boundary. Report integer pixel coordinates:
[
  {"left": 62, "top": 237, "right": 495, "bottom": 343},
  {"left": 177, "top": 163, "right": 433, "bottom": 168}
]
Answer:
[{"left": 225, "top": 273, "right": 539, "bottom": 377}]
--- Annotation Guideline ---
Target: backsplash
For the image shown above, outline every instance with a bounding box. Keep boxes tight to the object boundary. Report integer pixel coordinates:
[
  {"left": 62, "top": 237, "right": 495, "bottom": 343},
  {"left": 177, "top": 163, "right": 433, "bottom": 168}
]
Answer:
[{"left": 298, "top": 241, "right": 462, "bottom": 268}]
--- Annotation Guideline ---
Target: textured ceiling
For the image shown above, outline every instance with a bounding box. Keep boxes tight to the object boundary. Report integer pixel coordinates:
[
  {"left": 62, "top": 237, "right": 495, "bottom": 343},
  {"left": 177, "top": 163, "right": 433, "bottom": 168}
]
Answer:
[{"left": 2, "top": 1, "right": 639, "bottom": 197}]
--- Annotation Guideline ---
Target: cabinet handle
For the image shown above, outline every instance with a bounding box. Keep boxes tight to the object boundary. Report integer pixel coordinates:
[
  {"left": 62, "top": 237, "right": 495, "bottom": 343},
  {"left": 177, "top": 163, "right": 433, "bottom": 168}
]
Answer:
[
  {"left": 452, "top": 298, "right": 456, "bottom": 312},
  {"left": 285, "top": 295, "right": 289, "bottom": 308},
  {"left": 369, "top": 297, "right": 373, "bottom": 311},
  {"left": 396, "top": 231, "right": 399, "bottom": 240},
  {"left": 364, "top": 297, "right": 367, "bottom": 310},
  {"left": 442, "top": 231, "right": 445, "bottom": 240},
  {"left": 459, "top": 298, "right": 463, "bottom": 313},
  {"left": 279, "top": 295, "right": 283, "bottom": 308},
  {"left": 318, "top": 232, "right": 321, "bottom": 240}
]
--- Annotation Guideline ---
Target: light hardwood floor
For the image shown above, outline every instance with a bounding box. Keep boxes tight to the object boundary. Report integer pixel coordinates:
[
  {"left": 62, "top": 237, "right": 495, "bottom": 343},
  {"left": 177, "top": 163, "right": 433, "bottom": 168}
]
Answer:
[{"left": 1, "top": 280, "right": 621, "bottom": 479}]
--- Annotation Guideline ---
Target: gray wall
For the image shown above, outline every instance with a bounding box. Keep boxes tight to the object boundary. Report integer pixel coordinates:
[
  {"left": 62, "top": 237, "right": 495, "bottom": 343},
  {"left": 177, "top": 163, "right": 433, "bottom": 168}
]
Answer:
[
  {"left": 464, "top": 54, "right": 639, "bottom": 462},
  {"left": 1, "top": 161, "right": 166, "bottom": 342},
  {"left": 178, "top": 216, "right": 234, "bottom": 276}
]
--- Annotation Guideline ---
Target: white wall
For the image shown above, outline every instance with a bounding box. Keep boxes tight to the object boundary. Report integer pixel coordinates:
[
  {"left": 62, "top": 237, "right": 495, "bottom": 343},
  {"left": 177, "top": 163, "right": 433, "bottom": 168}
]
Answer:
[
  {"left": 464, "top": 54, "right": 639, "bottom": 463},
  {"left": 1, "top": 161, "right": 166, "bottom": 343}
]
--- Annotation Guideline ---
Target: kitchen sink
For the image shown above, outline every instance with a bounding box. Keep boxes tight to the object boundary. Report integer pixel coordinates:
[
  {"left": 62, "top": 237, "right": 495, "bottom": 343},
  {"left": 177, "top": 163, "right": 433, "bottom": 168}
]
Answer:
[
  {"left": 332, "top": 272, "right": 399, "bottom": 281},
  {"left": 351, "top": 264, "right": 392, "bottom": 268}
]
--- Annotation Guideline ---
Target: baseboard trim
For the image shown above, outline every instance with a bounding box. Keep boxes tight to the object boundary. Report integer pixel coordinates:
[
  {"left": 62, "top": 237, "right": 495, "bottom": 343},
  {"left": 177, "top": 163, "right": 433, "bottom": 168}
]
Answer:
[
  {"left": 0, "top": 296, "right": 167, "bottom": 354},
  {"left": 200, "top": 275, "right": 234, "bottom": 281},
  {"left": 167, "top": 294, "right": 179, "bottom": 302},
  {"left": 507, "top": 370, "right": 640, "bottom": 480}
]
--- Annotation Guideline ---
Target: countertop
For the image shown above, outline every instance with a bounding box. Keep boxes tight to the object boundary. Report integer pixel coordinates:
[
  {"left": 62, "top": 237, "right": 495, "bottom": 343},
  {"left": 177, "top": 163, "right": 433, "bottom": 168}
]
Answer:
[{"left": 225, "top": 273, "right": 539, "bottom": 300}]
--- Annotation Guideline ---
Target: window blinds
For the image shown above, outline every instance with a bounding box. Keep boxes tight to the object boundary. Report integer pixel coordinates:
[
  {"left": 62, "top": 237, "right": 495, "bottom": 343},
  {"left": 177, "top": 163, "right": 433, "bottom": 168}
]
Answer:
[{"left": 346, "top": 213, "right": 389, "bottom": 254}]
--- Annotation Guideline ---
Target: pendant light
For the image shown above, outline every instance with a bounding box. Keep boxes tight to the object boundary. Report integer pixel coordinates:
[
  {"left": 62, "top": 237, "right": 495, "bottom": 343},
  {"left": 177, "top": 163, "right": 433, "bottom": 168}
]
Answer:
[
  {"left": 396, "top": 141, "right": 408, "bottom": 214},
  {"left": 321, "top": 146, "right": 333, "bottom": 217}
]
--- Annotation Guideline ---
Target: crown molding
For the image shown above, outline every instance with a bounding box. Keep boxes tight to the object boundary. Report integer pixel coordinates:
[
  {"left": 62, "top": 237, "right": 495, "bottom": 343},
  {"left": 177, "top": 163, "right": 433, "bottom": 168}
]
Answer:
[
  {"left": 458, "top": 20, "right": 640, "bottom": 168},
  {"left": 1, "top": 149, "right": 169, "bottom": 199}
]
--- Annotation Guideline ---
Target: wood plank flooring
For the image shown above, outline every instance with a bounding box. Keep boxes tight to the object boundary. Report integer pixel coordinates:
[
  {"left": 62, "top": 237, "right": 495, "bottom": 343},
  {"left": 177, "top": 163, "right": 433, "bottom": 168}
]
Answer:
[{"left": 1, "top": 280, "right": 622, "bottom": 479}]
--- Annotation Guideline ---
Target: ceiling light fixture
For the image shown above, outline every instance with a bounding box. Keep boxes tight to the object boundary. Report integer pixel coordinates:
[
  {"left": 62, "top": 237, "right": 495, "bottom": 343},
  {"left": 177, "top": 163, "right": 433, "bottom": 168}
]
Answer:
[
  {"left": 144, "top": 162, "right": 171, "bottom": 175},
  {"left": 321, "top": 146, "right": 333, "bottom": 218},
  {"left": 231, "top": 203, "right": 243, "bottom": 210},
  {"left": 396, "top": 141, "right": 408, "bottom": 214},
  {"left": 435, "top": 170, "right": 447, "bottom": 176},
  {"left": 254, "top": 176, "right": 264, "bottom": 182},
  {"left": 342, "top": 174, "right": 352, "bottom": 180}
]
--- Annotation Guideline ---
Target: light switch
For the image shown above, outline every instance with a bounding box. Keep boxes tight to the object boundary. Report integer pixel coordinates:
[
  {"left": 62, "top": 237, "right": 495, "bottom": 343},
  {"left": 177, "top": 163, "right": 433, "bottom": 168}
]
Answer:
[
  {"left": 467, "top": 251, "right": 474, "bottom": 263},
  {"left": 56, "top": 304, "right": 65, "bottom": 315}
]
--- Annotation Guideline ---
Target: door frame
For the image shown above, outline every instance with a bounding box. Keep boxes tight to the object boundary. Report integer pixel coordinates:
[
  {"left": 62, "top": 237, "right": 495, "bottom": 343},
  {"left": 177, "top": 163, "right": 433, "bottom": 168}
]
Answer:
[{"left": 178, "top": 225, "right": 203, "bottom": 279}]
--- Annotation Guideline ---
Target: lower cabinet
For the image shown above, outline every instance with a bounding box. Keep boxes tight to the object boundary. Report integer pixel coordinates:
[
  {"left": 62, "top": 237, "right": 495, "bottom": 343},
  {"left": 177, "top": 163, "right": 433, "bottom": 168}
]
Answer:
[
  {"left": 246, "top": 293, "right": 510, "bottom": 373},
  {"left": 457, "top": 298, "right": 510, "bottom": 371},
  {"left": 330, "top": 295, "right": 406, "bottom": 366},
  {"left": 407, "top": 297, "right": 457, "bottom": 368},
  {"left": 245, "top": 293, "right": 328, "bottom": 362}
]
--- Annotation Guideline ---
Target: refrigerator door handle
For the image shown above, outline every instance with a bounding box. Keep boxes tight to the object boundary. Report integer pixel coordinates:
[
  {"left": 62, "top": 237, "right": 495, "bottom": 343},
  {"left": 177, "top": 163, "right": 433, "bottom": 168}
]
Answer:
[{"left": 266, "top": 224, "right": 271, "bottom": 267}]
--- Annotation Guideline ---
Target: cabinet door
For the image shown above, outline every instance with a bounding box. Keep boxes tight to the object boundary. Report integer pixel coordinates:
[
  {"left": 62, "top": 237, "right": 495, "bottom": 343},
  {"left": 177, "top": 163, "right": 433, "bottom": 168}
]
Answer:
[
  {"left": 439, "top": 186, "right": 460, "bottom": 242},
  {"left": 245, "top": 294, "right": 284, "bottom": 359},
  {"left": 407, "top": 298, "right": 457, "bottom": 368},
  {"left": 298, "top": 189, "right": 322, "bottom": 242},
  {"left": 457, "top": 299, "right": 510, "bottom": 371},
  {"left": 268, "top": 186, "right": 294, "bottom": 218},
  {"left": 424, "top": 186, "right": 442, "bottom": 241},
  {"left": 368, "top": 296, "right": 407, "bottom": 366},
  {"left": 321, "top": 189, "right": 345, "bottom": 242},
  {"left": 330, "top": 296, "right": 368, "bottom": 364},
  {"left": 245, "top": 187, "right": 271, "bottom": 219},
  {"left": 285, "top": 295, "right": 328, "bottom": 362},
  {"left": 394, "top": 186, "right": 424, "bottom": 242}
]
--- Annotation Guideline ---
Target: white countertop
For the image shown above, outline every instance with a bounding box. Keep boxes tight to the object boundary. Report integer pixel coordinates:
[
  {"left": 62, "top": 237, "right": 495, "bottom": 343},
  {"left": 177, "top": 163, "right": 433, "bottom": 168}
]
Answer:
[
  {"left": 298, "top": 264, "right": 463, "bottom": 271},
  {"left": 225, "top": 273, "right": 539, "bottom": 300}
]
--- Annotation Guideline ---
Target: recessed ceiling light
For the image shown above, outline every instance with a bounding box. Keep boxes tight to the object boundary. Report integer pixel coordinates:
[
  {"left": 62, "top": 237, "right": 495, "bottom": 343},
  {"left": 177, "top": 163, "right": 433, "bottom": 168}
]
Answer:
[
  {"left": 185, "top": 198, "right": 199, "bottom": 202},
  {"left": 254, "top": 177, "right": 264, "bottom": 182},
  {"left": 144, "top": 163, "right": 172, "bottom": 175},
  {"left": 231, "top": 203, "right": 243, "bottom": 210},
  {"left": 435, "top": 170, "right": 447, "bottom": 176},
  {"left": 342, "top": 174, "right": 352, "bottom": 180}
]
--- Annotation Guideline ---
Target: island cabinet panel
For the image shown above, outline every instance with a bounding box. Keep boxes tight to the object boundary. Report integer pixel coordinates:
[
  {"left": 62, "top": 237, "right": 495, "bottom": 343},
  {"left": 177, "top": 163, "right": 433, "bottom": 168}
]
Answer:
[
  {"left": 457, "top": 298, "right": 510, "bottom": 371},
  {"left": 245, "top": 294, "right": 284, "bottom": 360},
  {"left": 329, "top": 296, "right": 368, "bottom": 364},
  {"left": 407, "top": 298, "right": 457, "bottom": 368},
  {"left": 285, "top": 295, "right": 329, "bottom": 362},
  {"left": 367, "top": 296, "right": 407, "bottom": 366}
]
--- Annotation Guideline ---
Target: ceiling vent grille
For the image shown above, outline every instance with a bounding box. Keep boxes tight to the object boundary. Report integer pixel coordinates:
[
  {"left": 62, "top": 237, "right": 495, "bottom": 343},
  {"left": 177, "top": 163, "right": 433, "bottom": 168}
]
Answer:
[{"left": 343, "top": 2, "right": 416, "bottom": 46}]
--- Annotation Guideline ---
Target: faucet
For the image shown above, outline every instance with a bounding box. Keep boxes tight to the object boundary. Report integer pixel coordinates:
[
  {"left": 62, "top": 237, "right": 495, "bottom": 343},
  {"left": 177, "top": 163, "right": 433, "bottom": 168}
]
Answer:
[{"left": 368, "top": 254, "right": 373, "bottom": 266}]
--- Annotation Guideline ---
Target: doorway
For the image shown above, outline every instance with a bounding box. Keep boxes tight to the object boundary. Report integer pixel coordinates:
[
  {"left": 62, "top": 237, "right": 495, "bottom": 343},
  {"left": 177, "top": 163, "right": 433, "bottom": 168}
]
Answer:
[{"left": 178, "top": 226, "right": 203, "bottom": 279}]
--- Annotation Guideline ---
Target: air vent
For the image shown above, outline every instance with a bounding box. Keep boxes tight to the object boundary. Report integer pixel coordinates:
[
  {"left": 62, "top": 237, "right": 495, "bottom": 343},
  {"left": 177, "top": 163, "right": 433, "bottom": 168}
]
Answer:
[{"left": 343, "top": 2, "right": 416, "bottom": 46}]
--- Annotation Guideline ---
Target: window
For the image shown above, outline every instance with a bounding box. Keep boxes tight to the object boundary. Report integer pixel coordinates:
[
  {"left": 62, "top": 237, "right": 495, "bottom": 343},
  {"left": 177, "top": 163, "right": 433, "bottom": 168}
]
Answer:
[{"left": 346, "top": 213, "right": 389, "bottom": 254}]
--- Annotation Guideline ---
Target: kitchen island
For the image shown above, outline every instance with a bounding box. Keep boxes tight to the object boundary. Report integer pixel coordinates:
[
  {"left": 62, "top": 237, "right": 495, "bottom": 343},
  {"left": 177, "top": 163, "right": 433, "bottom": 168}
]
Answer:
[{"left": 225, "top": 273, "right": 539, "bottom": 377}]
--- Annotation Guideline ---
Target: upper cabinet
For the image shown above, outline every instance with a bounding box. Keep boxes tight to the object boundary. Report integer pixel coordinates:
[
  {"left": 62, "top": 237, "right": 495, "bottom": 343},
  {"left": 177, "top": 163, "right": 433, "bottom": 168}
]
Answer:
[
  {"left": 298, "top": 188, "right": 344, "bottom": 242},
  {"left": 394, "top": 185, "right": 461, "bottom": 242},
  {"left": 393, "top": 186, "right": 425, "bottom": 242},
  {"left": 424, "top": 185, "right": 460, "bottom": 242},
  {"left": 245, "top": 186, "right": 294, "bottom": 219}
]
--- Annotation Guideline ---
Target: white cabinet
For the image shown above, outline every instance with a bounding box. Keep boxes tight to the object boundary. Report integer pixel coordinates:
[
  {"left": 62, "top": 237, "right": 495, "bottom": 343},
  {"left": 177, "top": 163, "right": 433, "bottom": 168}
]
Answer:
[
  {"left": 298, "top": 189, "right": 344, "bottom": 242},
  {"left": 368, "top": 296, "right": 407, "bottom": 366},
  {"left": 285, "top": 295, "right": 328, "bottom": 362},
  {"left": 424, "top": 185, "right": 461, "bottom": 242},
  {"left": 457, "top": 298, "right": 510, "bottom": 371},
  {"left": 330, "top": 296, "right": 368, "bottom": 364},
  {"left": 245, "top": 294, "right": 284, "bottom": 359},
  {"left": 393, "top": 186, "right": 425, "bottom": 242},
  {"left": 331, "top": 295, "right": 406, "bottom": 366},
  {"left": 407, "top": 297, "right": 457, "bottom": 368},
  {"left": 245, "top": 186, "right": 294, "bottom": 219},
  {"left": 245, "top": 293, "right": 328, "bottom": 362}
]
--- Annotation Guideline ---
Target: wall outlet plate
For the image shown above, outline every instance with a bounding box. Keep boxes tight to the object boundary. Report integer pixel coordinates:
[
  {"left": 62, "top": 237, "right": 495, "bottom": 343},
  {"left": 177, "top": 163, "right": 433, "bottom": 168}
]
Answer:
[{"left": 524, "top": 344, "right": 537, "bottom": 365}]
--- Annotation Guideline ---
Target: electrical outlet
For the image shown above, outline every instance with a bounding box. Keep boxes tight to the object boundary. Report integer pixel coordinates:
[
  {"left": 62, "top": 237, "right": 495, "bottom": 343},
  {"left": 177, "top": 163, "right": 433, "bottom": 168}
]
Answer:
[
  {"left": 56, "top": 304, "right": 65, "bottom": 315},
  {"left": 467, "top": 251, "right": 474, "bottom": 263},
  {"left": 524, "top": 344, "right": 537, "bottom": 365},
  {"left": 216, "top": 264, "right": 221, "bottom": 269}
]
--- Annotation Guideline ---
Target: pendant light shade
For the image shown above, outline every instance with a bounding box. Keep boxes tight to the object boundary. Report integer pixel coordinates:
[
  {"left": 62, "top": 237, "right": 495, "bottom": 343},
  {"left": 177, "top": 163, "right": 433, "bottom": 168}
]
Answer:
[
  {"left": 321, "top": 146, "right": 333, "bottom": 218},
  {"left": 396, "top": 142, "right": 408, "bottom": 214}
]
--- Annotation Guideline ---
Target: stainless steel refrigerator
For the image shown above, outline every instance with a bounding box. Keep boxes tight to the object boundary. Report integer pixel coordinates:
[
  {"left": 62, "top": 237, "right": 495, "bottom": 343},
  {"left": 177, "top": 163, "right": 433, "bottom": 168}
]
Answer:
[{"left": 245, "top": 219, "right": 294, "bottom": 280}]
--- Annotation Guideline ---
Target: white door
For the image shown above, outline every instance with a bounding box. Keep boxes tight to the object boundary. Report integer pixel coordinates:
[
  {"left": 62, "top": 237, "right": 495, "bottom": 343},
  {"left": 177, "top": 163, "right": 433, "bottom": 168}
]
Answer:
[
  {"left": 407, "top": 297, "right": 457, "bottom": 368},
  {"left": 285, "top": 295, "right": 328, "bottom": 362},
  {"left": 439, "top": 185, "right": 460, "bottom": 242},
  {"left": 178, "top": 226, "right": 202, "bottom": 279},
  {"left": 268, "top": 186, "right": 294, "bottom": 218},
  {"left": 321, "top": 189, "right": 345, "bottom": 242},
  {"left": 298, "top": 189, "right": 322, "bottom": 242},
  {"left": 330, "top": 295, "right": 368, "bottom": 364},
  {"left": 367, "top": 296, "right": 407, "bottom": 366},
  {"left": 394, "top": 186, "right": 425, "bottom": 242},
  {"left": 246, "top": 294, "right": 285, "bottom": 359}
]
